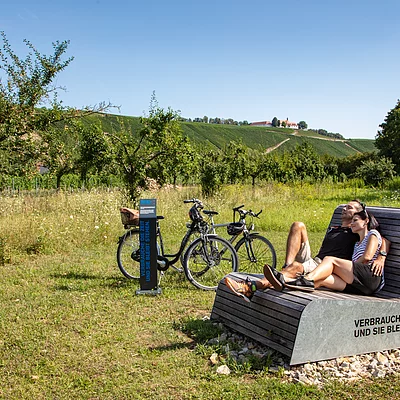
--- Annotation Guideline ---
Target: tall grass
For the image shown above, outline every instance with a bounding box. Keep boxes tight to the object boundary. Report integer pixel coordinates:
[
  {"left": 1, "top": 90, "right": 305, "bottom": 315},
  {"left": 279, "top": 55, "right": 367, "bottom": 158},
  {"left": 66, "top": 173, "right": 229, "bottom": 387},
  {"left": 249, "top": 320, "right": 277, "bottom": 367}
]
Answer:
[{"left": 1, "top": 182, "right": 400, "bottom": 399}]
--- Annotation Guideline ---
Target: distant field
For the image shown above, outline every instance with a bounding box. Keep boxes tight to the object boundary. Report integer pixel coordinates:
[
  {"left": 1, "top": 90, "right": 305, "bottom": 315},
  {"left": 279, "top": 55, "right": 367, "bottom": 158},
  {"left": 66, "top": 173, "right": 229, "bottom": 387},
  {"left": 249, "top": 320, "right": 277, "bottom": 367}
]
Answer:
[{"left": 84, "top": 113, "right": 377, "bottom": 157}]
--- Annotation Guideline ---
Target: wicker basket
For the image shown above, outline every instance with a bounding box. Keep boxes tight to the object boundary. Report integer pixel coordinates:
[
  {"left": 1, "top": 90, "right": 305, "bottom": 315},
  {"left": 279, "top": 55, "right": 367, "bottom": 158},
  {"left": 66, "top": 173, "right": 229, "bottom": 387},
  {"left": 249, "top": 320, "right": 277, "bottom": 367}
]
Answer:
[{"left": 120, "top": 207, "right": 139, "bottom": 226}]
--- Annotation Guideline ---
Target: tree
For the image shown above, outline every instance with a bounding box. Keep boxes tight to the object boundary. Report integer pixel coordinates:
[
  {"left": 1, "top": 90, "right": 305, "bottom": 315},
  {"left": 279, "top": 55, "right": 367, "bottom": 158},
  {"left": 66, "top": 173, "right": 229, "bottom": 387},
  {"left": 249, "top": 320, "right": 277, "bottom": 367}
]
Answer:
[
  {"left": 198, "top": 150, "right": 226, "bottom": 197},
  {"left": 0, "top": 31, "right": 113, "bottom": 180},
  {"left": 355, "top": 157, "right": 395, "bottom": 187},
  {"left": 106, "top": 93, "right": 193, "bottom": 202},
  {"left": 271, "top": 117, "right": 278, "bottom": 127},
  {"left": 375, "top": 99, "right": 400, "bottom": 172},
  {"left": 286, "top": 142, "right": 326, "bottom": 182},
  {"left": 246, "top": 149, "right": 269, "bottom": 186},
  {"left": 202, "top": 116, "right": 208, "bottom": 123},
  {"left": 298, "top": 121, "right": 308, "bottom": 130},
  {"left": 222, "top": 141, "right": 248, "bottom": 184},
  {"left": 78, "top": 120, "right": 114, "bottom": 183}
]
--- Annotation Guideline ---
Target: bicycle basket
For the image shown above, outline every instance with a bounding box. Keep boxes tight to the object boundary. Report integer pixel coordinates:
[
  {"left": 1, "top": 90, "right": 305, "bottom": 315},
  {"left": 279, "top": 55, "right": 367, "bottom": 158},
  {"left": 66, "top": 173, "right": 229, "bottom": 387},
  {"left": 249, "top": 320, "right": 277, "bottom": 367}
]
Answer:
[
  {"left": 227, "top": 222, "right": 245, "bottom": 235},
  {"left": 120, "top": 207, "right": 139, "bottom": 226},
  {"left": 189, "top": 206, "right": 203, "bottom": 222}
]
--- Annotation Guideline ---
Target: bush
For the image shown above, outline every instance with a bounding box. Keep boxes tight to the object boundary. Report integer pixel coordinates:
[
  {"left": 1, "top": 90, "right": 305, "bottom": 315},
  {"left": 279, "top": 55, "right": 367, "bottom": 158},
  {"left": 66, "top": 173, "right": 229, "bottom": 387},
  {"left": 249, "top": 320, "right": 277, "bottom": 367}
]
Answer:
[{"left": 355, "top": 157, "right": 396, "bottom": 187}]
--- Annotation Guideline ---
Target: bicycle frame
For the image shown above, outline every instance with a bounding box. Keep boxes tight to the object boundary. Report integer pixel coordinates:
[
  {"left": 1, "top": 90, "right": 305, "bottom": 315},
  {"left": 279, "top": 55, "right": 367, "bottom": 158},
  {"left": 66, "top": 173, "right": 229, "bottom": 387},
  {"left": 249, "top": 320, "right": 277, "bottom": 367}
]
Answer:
[
  {"left": 203, "top": 206, "right": 261, "bottom": 261},
  {"left": 157, "top": 219, "right": 211, "bottom": 270}
]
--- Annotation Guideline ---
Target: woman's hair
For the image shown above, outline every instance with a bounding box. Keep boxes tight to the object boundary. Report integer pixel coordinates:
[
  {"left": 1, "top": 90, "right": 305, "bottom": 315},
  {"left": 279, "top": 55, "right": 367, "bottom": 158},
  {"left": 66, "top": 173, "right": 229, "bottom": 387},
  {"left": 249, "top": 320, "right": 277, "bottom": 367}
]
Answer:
[{"left": 353, "top": 210, "right": 380, "bottom": 231}]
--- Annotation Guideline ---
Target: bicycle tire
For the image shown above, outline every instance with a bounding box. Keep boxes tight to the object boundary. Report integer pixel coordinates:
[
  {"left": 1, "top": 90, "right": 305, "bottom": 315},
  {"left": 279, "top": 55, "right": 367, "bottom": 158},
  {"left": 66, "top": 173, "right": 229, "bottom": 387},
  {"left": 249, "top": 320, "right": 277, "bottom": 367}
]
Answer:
[
  {"left": 116, "top": 229, "right": 141, "bottom": 279},
  {"left": 179, "top": 230, "right": 201, "bottom": 267},
  {"left": 183, "top": 236, "right": 238, "bottom": 291},
  {"left": 235, "top": 234, "right": 277, "bottom": 273}
]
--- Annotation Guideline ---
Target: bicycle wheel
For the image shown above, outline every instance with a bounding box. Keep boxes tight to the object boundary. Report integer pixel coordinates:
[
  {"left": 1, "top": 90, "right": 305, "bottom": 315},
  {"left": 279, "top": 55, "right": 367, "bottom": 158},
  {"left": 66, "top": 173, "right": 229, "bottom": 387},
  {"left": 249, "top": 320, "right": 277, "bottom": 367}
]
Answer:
[
  {"left": 183, "top": 236, "right": 238, "bottom": 291},
  {"left": 235, "top": 234, "right": 277, "bottom": 274},
  {"left": 179, "top": 230, "right": 201, "bottom": 267},
  {"left": 116, "top": 229, "right": 140, "bottom": 279}
]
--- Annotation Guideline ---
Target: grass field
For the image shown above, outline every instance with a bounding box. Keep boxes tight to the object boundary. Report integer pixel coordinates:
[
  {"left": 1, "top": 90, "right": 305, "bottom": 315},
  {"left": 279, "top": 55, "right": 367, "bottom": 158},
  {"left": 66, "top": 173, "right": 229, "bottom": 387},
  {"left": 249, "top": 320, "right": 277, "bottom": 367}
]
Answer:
[{"left": 1, "top": 183, "right": 399, "bottom": 399}]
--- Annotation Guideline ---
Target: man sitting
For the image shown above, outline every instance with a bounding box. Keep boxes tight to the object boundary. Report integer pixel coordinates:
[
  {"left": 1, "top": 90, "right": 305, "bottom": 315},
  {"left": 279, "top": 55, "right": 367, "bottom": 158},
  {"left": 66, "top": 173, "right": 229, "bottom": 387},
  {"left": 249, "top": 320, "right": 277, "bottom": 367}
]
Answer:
[{"left": 225, "top": 200, "right": 389, "bottom": 302}]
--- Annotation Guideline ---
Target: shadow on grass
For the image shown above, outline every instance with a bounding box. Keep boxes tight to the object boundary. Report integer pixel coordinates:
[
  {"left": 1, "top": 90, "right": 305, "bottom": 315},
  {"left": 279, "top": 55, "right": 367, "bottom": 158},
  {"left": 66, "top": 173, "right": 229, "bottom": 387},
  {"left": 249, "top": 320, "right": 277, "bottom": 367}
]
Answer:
[
  {"left": 51, "top": 271, "right": 139, "bottom": 291},
  {"left": 149, "top": 341, "right": 195, "bottom": 352},
  {"left": 51, "top": 272, "right": 105, "bottom": 280},
  {"left": 173, "top": 317, "right": 223, "bottom": 343}
]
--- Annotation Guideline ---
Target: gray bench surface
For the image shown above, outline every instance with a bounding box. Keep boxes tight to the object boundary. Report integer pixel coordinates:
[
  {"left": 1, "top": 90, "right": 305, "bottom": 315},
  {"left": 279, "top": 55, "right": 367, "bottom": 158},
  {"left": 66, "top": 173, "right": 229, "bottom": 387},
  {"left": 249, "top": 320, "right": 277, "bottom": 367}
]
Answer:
[{"left": 210, "top": 205, "right": 400, "bottom": 365}]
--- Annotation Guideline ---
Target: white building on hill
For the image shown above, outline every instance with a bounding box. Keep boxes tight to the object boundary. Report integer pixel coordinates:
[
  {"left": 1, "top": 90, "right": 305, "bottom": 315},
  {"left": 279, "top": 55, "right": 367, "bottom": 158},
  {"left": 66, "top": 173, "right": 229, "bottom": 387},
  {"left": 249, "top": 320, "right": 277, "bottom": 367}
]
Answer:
[{"left": 250, "top": 118, "right": 298, "bottom": 129}]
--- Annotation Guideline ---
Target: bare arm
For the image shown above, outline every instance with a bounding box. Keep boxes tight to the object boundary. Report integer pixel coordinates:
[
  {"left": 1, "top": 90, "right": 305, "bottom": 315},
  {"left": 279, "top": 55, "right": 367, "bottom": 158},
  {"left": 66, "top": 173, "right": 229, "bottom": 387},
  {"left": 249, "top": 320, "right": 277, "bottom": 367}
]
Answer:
[
  {"left": 355, "top": 234, "right": 379, "bottom": 264},
  {"left": 371, "top": 236, "right": 391, "bottom": 276}
]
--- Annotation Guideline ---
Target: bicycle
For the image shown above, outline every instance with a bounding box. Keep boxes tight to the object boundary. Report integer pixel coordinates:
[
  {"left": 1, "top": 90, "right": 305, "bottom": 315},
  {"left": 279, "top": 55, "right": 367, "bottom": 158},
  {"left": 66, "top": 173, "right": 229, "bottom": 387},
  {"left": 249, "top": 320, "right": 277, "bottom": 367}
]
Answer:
[
  {"left": 116, "top": 199, "right": 239, "bottom": 290},
  {"left": 203, "top": 204, "right": 277, "bottom": 274}
]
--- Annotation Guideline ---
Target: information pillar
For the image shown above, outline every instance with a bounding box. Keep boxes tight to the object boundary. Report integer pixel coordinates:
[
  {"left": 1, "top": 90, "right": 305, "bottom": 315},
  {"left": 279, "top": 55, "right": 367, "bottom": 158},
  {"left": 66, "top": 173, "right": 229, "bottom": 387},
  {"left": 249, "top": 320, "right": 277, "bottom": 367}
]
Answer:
[{"left": 136, "top": 199, "right": 161, "bottom": 295}]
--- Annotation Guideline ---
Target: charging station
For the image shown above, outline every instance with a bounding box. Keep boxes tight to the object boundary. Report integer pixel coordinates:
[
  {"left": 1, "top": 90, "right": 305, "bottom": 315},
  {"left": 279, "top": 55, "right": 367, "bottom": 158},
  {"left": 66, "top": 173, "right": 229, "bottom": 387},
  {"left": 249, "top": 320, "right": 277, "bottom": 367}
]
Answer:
[{"left": 136, "top": 198, "right": 161, "bottom": 295}]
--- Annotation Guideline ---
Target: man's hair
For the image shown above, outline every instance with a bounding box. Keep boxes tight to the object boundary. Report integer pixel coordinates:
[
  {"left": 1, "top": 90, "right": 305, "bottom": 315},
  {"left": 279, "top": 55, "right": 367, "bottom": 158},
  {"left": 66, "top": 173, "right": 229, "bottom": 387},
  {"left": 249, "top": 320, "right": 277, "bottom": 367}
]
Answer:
[{"left": 350, "top": 199, "right": 365, "bottom": 212}]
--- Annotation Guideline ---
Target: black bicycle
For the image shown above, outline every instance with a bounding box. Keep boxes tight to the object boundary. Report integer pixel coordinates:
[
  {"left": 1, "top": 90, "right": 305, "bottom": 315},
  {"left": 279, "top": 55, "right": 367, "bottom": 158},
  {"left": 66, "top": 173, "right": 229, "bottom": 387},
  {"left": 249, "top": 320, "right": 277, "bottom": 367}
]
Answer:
[
  {"left": 204, "top": 204, "right": 277, "bottom": 273},
  {"left": 116, "top": 199, "right": 239, "bottom": 290}
]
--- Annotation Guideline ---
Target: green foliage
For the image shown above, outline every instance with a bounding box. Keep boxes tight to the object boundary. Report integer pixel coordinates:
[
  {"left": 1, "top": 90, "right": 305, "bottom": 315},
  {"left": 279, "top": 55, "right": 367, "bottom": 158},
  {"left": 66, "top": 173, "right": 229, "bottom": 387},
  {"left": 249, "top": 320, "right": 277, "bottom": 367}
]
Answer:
[
  {"left": 247, "top": 149, "right": 270, "bottom": 186},
  {"left": 336, "top": 152, "right": 379, "bottom": 177},
  {"left": 78, "top": 120, "right": 114, "bottom": 182},
  {"left": 199, "top": 150, "right": 226, "bottom": 197},
  {"left": 355, "top": 157, "right": 396, "bottom": 187},
  {"left": 298, "top": 120, "right": 308, "bottom": 129},
  {"left": 222, "top": 141, "right": 248, "bottom": 184},
  {"left": 0, "top": 31, "right": 73, "bottom": 175},
  {"left": 106, "top": 93, "right": 194, "bottom": 202},
  {"left": 281, "top": 142, "right": 326, "bottom": 182},
  {"left": 0, "top": 31, "right": 114, "bottom": 185},
  {"left": 375, "top": 99, "right": 400, "bottom": 172}
]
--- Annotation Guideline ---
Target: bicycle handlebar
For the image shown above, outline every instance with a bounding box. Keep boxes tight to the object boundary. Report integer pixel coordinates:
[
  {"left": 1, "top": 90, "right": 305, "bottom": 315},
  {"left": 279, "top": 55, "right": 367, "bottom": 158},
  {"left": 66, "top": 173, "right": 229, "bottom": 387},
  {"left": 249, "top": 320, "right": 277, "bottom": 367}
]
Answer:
[
  {"left": 183, "top": 198, "right": 204, "bottom": 208},
  {"left": 233, "top": 205, "right": 262, "bottom": 219}
]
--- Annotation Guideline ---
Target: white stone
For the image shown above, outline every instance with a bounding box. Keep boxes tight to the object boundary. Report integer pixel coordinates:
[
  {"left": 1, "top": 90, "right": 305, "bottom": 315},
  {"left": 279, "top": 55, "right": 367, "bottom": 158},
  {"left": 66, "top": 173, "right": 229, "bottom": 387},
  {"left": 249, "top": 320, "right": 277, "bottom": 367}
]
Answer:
[
  {"left": 216, "top": 365, "right": 231, "bottom": 375},
  {"left": 210, "top": 353, "right": 219, "bottom": 365}
]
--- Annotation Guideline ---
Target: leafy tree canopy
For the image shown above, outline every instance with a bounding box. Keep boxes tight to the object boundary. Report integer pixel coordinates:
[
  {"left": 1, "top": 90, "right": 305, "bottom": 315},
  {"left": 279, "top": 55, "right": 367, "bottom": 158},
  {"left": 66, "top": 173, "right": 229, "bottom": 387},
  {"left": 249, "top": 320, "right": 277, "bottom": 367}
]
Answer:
[
  {"left": 375, "top": 99, "right": 400, "bottom": 172},
  {"left": 0, "top": 31, "right": 113, "bottom": 178}
]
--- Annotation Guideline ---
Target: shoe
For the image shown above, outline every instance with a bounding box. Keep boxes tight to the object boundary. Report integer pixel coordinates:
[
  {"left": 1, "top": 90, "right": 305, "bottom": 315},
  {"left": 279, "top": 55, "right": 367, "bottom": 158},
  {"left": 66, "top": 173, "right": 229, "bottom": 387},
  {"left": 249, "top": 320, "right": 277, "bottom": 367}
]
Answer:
[
  {"left": 285, "top": 275, "right": 315, "bottom": 292},
  {"left": 263, "top": 264, "right": 285, "bottom": 292},
  {"left": 224, "top": 277, "right": 256, "bottom": 303}
]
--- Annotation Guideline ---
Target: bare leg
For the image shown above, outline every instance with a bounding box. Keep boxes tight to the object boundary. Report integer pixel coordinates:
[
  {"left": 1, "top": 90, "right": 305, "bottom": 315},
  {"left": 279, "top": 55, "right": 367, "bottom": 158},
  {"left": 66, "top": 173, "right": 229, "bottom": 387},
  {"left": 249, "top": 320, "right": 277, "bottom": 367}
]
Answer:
[
  {"left": 314, "top": 274, "right": 347, "bottom": 291},
  {"left": 281, "top": 261, "right": 303, "bottom": 280},
  {"left": 307, "top": 256, "right": 354, "bottom": 284},
  {"left": 285, "top": 222, "right": 309, "bottom": 265}
]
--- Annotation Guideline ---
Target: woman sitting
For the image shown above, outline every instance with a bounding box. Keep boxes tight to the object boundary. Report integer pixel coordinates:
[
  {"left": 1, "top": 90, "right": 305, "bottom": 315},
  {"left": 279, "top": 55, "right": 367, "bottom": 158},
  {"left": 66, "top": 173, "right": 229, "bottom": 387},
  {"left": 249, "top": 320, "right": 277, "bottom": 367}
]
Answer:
[{"left": 265, "top": 209, "right": 384, "bottom": 296}]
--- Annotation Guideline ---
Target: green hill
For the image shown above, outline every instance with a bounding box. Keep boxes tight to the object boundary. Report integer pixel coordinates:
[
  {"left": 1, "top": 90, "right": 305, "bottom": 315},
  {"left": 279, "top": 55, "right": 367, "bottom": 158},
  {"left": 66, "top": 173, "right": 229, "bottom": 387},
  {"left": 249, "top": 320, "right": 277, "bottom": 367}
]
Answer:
[{"left": 87, "top": 113, "right": 377, "bottom": 158}]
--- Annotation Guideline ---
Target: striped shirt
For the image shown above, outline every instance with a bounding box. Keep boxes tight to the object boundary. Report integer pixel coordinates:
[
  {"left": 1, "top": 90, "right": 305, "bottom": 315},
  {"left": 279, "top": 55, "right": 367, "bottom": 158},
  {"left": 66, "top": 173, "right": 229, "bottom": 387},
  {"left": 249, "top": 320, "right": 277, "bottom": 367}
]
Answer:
[{"left": 352, "top": 229, "right": 382, "bottom": 264}]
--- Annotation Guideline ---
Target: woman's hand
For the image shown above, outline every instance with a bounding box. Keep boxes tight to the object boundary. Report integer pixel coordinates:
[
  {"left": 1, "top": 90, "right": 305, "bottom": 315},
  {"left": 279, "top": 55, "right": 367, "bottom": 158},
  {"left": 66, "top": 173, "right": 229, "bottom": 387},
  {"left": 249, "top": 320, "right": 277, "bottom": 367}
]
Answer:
[{"left": 371, "top": 257, "right": 384, "bottom": 276}]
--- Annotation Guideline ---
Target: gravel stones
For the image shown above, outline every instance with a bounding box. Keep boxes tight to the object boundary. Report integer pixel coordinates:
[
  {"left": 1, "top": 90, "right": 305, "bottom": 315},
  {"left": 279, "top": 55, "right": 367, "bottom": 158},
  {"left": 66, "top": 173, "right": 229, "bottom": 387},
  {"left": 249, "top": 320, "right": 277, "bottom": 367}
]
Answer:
[{"left": 209, "top": 321, "right": 400, "bottom": 385}]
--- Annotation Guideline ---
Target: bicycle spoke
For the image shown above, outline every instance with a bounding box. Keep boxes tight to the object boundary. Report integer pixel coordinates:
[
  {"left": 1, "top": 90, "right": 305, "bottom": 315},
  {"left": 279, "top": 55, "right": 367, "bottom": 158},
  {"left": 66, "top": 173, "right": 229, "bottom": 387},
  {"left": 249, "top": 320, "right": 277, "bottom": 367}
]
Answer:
[
  {"left": 183, "top": 236, "right": 238, "bottom": 290},
  {"left": 117, "top": 230, "right": 141, "bottom": 279},
  {"left": 235, "top": 235, "right": 277, "bottom": 274}
]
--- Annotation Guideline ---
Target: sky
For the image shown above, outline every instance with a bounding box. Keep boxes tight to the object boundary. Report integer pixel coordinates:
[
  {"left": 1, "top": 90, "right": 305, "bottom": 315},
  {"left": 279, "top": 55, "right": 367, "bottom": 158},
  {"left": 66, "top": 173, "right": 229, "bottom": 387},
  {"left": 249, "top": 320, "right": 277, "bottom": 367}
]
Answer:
[{"left": 1, "top": 0, "right": 399, "bottom": 139}]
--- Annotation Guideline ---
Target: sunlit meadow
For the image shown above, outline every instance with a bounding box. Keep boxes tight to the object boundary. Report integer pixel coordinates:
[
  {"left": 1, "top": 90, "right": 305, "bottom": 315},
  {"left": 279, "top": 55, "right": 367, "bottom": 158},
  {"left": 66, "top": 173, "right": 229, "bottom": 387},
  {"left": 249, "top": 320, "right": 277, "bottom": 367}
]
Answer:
[{"left": 1, "top": 182, "right": 400, "bottom": 399}]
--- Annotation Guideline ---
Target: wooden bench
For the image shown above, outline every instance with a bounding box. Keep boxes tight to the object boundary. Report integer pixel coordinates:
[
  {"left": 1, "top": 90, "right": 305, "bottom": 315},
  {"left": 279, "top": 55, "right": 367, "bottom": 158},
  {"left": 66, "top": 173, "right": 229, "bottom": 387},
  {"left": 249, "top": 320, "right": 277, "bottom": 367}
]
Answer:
[{"left": 210, "top": 205, "right": 400, "bottom": 365}]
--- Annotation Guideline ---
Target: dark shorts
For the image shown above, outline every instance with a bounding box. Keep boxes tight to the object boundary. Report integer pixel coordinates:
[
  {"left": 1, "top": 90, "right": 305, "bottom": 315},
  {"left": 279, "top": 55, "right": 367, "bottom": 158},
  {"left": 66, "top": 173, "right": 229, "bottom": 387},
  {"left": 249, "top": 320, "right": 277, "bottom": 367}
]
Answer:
[{"left": 343, "top": 262, "right": 383, "bottom": 296}]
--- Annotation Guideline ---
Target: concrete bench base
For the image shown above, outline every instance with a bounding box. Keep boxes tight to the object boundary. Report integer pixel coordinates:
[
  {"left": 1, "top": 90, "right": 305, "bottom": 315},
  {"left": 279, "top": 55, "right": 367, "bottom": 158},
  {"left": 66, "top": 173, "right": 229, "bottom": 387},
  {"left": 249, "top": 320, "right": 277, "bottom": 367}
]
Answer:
[{"left": 211, "top": 273, "right": 400, "bottom": 365}]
